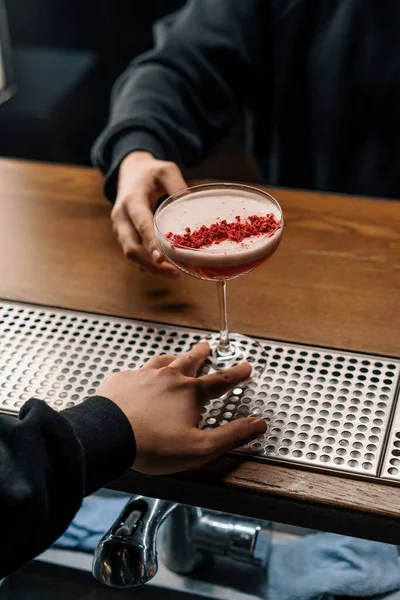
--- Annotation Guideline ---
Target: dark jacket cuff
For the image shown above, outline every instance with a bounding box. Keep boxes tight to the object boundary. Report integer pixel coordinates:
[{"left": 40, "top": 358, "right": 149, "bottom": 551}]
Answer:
[
  {"left": 62, "top": 396, "right": 136, "bottom": 496},
  {"left": 97, "top": 130, "right": 169, "bottom": 203}
]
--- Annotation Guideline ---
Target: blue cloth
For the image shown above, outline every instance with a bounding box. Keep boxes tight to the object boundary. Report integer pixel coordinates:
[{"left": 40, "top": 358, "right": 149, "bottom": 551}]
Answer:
[
  {"left": 268, "top": 532, "right": 400, "bottom": 600},
  {"left": 53, "top": 490, "right": 129, "bottom": 552}
]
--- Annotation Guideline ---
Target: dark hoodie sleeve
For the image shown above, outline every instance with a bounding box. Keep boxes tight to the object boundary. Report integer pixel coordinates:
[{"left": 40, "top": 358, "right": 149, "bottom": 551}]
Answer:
[
  {"left": 0, "top": 396, "right": 135, "bottom": 578},
  {"left": 92, "top": 0, "right": 266, "bottom": 201}
]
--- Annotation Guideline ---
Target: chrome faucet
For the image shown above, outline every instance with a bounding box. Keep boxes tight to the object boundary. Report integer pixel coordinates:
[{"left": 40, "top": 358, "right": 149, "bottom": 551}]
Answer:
[
  {"left": 92, "top": 496, "right": 176, "bottom": 587},
  {"left": 92, "top": 495, "right": 269, "bottom": 588}
]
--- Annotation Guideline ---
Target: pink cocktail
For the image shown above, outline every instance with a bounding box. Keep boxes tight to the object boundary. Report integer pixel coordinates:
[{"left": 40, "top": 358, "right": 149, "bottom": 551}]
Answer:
[{"left": 155, "top": 183, "right": 283, "bottom": 375}]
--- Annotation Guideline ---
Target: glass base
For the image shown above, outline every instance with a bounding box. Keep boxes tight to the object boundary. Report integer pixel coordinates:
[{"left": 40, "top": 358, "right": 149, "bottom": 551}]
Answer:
[{"left": 196, "top": 333, "right": 266, "bottom": 378}]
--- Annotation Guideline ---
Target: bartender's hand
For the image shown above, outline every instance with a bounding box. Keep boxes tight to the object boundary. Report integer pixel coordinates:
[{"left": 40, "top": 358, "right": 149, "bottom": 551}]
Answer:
[
  {"left": 97, "top": 343, "right": 267, "bottom": 475},
  {"left": 112, "top": 151, "right": 187, "bottom": 278}
]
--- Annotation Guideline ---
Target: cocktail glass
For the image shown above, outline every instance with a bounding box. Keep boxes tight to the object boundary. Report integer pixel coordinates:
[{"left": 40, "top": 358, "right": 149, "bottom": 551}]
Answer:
[{"left": 155, "top": 183, "right": 283, "bottom": 376}]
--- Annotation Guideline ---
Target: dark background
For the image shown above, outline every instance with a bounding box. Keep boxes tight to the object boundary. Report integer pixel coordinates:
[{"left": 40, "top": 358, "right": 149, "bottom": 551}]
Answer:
[{"left": 0, "top": 0, "right": 256, "bottom": 182}]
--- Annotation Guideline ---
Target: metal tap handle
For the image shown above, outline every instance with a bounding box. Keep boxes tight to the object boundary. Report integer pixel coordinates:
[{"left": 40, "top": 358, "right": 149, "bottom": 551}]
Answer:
[
  {"left": 92, "top": 495, "right": 176, "bottom": 588},
  {"left": 161, "top": 506, "right": 270, "bottom": 574},
  {"left": 193, "top": 509, "right": 268, "bottom": 568}
]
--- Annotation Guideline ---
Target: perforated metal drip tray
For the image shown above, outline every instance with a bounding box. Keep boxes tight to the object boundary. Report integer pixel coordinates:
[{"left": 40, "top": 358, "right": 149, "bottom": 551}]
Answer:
[{"left": 0, "top": 300, "right": 399, "bottom": 483}]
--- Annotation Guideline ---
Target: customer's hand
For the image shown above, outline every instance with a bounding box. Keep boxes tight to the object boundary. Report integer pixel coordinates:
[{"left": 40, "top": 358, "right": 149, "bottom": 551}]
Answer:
[
  {"left": 97, "top": 343, "right": 267, "bottom": 475},
  {"left": 112, "top": 151, "right": 187, "bottom": 277}
]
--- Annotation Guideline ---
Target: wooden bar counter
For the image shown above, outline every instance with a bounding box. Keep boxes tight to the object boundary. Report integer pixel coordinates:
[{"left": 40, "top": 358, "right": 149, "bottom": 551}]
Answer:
[{"left": 0, "top": 158, "right": 399, "bottom": 542}]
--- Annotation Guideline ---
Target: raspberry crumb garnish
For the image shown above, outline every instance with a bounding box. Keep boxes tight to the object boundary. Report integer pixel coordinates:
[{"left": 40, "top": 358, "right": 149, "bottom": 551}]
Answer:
[{"left": 166, "top": 213, "right": 279, "bottom": 249}]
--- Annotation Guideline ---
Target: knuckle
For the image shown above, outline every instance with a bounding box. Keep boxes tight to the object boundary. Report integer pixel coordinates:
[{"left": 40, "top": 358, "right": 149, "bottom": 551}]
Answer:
[
  {"left": 154, "top": 358, "right": 172, "bottom": 370},
  {"left": 111, "top": 203, "right": 124, "bottom": 220},
  {"left": 135, "top": 219, "right": 150, "bottom": 237},
  {"left": 118, "top": 369, "right": 132, "bottom": 377},
  {"left": 158, "top": 161, "right": 178, "bottom": 176},
  {"left": 111, "top": 221, "right": 119, "bottom": 235},
  {"left": 150, "top": 354, "right": 169, "bottom": 365},
  {"left": 216, "top": 370, "right": 232, "bottom": 384},
  {"left": 159, "top": 365, "right": 177, "bottom": 378},
  {"left": 123, "top": 245, "right": 137, "bottom": 260}
]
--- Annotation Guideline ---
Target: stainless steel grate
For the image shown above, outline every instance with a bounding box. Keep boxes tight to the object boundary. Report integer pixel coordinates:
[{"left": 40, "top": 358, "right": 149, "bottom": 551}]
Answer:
[
  {"left": 380, "top": 396, "right": 400, "bottom": 482},
  {"left": 0, "top": 300, "right": 399, "bottom": 480}
]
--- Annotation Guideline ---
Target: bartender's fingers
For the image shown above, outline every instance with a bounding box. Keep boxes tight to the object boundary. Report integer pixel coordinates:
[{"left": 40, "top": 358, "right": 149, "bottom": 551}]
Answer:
[
  {"left": 196, "top": 362, "right": 252, "bottom": 400},
  {"left": 199, "top": 417, "right": 267, "bottom": 456},
  {"left": 125, "top": 198, "right": 159, "bottom": 260},
  {"left": 151, "top": 161, "right": 186, "bottom": 267},
  {"left": 114, "top": 152, "right": 187, "bottom": 276},
  {"left": 124, "top": 196, "right": 179, "bottom": 278},
  {"left": 113, "top": 215, "right": 160, "bottom": 274},
  {"left": 127, "top": 162, "right": 187, "bottom": 272},
  {"left": 112, "top": 209, "right": 176, "bottom": 277},
  {"left": 130, "top": 161, "right": 187, "bottom": 260},
  {"left": 169, "top": 342, "right": 210, "bottom": 376}
]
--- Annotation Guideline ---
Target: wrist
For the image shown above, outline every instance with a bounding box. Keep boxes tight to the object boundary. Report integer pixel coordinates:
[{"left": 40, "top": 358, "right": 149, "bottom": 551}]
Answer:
[{"left": 120, "top": 150, "right": 155, "bottom": 173}]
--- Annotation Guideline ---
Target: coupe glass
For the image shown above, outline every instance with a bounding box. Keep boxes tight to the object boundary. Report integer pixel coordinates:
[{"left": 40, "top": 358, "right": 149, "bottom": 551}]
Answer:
[{"left": 155, "top": 183, "right": 283, "bottom": 376}]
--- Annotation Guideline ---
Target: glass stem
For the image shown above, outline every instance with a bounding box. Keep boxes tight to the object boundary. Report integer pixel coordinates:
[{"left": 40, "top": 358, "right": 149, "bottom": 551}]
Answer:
[{"left": 216, "top": 280, "right": 232, "bottom": 355}]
